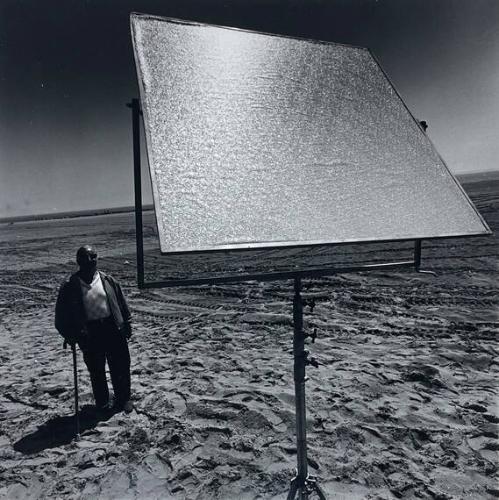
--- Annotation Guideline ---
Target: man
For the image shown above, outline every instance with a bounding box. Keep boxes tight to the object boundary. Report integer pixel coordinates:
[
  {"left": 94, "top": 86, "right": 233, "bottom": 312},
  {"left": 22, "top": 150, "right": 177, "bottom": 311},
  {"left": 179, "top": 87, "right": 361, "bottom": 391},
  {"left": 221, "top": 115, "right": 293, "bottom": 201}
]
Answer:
[{"left": 55, "top": 245, "right": 133, "bottom": 413}]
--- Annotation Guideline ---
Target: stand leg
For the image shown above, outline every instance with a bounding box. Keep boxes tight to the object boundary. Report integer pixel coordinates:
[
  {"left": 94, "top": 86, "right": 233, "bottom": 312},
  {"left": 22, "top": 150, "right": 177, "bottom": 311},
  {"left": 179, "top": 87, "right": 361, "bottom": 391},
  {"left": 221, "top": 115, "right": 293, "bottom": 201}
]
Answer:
[
  {"left": 288, "top": 474, "right": 327, "bottom": 500},
  {"left": 306, "top": 476, "right": 327, "bottom": 500},
  {"left": 286, "top": 476, "right": 299, "bottom": 500}
]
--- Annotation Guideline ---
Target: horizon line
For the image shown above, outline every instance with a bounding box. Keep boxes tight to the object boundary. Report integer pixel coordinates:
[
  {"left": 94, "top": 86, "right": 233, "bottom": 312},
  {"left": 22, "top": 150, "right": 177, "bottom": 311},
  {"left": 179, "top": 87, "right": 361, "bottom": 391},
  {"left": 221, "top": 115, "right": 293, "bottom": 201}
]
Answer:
[{"left": 1, "top": 170, "right": 498, "bottom": 224}]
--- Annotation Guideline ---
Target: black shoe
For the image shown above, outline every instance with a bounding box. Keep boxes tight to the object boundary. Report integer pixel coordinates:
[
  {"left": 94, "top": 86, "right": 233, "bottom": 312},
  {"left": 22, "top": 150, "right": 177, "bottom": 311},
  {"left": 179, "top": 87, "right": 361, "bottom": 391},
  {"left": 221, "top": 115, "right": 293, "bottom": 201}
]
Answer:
[{"left": 114, "top": 400, "right": 134, "bottom": 414}]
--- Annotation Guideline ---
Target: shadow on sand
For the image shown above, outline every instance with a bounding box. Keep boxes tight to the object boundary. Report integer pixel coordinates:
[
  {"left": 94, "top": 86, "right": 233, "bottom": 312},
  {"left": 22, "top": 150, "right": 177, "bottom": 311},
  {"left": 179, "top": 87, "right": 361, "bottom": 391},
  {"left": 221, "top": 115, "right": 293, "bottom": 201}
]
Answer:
[{"left": 13, "top": 405, "right": 116, "bottom": 455}]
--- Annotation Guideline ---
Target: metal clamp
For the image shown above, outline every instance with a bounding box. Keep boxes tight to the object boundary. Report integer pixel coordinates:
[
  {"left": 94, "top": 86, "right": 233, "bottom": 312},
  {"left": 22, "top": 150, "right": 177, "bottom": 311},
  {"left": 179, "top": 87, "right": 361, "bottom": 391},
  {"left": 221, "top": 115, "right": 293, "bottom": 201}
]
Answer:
[
  {"left": 302, "top": 350, "right": 320, "bottom": 368},
  {"left": 306, "top": 328, "right": 318, "bottom": 343}
]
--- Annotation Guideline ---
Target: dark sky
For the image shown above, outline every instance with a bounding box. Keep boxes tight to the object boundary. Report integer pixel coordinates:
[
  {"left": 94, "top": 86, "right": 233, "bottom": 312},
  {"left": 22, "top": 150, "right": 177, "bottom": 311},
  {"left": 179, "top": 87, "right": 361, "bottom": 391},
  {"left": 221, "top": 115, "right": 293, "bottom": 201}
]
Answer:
[{"left": 1, "top": 0, "right": 498, "bottom": 218}]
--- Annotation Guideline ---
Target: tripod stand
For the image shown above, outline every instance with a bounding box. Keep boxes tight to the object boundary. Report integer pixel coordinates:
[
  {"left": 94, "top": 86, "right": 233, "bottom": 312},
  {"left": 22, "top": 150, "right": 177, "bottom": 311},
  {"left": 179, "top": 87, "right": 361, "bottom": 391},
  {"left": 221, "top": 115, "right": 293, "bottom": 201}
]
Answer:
[{"left": 287, "top": 277, "right": 326, "bottom": 500}]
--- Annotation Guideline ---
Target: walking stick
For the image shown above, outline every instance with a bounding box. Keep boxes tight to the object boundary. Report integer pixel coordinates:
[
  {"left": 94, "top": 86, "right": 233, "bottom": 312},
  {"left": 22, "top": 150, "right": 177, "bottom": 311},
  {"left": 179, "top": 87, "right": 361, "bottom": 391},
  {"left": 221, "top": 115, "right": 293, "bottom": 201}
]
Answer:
[
  {"left": 72, "top": 343, "right": 80, "bottom": 439},
  {"left": 65, "top": 340, "right": 80, "bottom": 440}
]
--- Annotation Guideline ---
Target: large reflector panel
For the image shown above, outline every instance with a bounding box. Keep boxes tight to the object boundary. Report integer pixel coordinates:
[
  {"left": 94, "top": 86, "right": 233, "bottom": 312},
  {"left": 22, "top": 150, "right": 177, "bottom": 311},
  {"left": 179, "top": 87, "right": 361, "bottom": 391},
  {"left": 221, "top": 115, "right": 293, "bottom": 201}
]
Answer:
[{"left": 131, "top": 14, "right": 490, "bottom": 254}]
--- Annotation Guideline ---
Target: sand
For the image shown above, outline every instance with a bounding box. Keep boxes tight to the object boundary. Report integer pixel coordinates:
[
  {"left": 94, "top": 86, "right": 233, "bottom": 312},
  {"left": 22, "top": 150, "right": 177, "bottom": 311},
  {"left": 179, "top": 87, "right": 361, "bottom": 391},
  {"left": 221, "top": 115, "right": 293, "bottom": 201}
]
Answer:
[{"left": 0, "top": 181, "right": 498, "bottom": 499}]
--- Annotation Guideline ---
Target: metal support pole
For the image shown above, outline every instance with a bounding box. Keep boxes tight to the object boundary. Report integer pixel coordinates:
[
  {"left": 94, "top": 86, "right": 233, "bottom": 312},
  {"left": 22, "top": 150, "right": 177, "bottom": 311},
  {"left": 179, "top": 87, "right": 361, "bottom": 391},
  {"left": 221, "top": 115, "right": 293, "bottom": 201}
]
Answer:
[
  {"left": 128, "top": 98, "right": 145, "bottom": 288},
  {"left": 288, "top": 277, "right": 326, "bottom": 500},
  {"left": 293, "top": 276, "right": 308, "bottom": 484},
  {"left": 72, "top": 344, "right": 80, "bottom": 440},
  {"left": 414, "top": 239, "right": 422, "bottom": 271},
  {"left": 414, "top": 239, "right": 437, "bottom": 276}
]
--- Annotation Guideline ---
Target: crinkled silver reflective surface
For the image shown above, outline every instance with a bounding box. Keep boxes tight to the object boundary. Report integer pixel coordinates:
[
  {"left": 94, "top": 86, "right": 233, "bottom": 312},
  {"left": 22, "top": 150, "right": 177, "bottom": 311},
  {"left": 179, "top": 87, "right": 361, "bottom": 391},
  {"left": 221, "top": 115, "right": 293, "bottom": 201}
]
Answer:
[{"left": 131, "top": 14, "right": 490, "bottom": 254}]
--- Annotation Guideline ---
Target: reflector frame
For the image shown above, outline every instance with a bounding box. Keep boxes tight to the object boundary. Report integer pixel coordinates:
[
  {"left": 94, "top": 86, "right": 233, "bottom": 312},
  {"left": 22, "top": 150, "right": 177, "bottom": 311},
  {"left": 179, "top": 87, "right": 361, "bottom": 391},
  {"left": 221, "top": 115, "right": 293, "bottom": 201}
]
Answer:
[{"left": 131, "top": 14, "right": 490, "bottom": 254}]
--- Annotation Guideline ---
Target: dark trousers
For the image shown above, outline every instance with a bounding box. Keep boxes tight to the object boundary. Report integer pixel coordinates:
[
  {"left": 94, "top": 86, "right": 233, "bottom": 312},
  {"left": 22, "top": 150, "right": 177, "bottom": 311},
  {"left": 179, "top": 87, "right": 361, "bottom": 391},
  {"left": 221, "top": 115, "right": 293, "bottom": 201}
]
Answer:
[{"left": 79, "top": 317, "right": 131, "bottom": 407}]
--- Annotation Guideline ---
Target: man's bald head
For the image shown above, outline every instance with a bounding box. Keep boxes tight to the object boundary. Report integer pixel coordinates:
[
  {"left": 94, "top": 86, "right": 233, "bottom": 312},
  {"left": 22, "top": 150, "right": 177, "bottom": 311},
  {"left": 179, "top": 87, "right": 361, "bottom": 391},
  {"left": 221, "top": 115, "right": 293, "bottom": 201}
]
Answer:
[{"left": 76, "top": 245, "right": 98, "bottom": 270}]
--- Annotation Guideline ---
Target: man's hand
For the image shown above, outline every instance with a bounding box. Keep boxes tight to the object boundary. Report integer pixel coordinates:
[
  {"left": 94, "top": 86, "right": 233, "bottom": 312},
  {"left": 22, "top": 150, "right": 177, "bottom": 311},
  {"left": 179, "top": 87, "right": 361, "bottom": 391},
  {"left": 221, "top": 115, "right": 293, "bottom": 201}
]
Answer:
[{"left": 63, "top": 338, "right": 76, "bottom": 349}]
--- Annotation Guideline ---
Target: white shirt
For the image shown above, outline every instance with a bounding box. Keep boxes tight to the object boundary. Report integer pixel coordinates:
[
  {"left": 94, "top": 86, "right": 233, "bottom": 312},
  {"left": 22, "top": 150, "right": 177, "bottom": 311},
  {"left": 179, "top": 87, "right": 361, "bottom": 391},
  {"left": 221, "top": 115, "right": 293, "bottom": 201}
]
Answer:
[{"left": 79, "top": 272, "right": 111, "bottom": 321}]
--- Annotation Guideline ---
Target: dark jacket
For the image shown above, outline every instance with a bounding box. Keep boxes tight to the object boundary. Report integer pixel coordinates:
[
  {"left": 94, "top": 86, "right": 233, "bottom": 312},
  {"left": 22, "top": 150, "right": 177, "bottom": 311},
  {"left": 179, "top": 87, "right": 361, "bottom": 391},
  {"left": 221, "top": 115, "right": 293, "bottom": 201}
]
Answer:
[{"left": 55, "top": 271, "right": 131, "bottom": 342}]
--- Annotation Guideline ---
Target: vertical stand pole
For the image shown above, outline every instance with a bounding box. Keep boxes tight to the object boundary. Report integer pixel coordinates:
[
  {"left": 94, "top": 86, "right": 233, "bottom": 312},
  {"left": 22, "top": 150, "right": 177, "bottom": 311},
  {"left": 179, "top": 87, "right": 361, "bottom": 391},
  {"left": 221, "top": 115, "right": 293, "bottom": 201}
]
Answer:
[
  {"left": 413, "top": 239, "right": 437, "bottom": 276},
  {"left": 293, "top": 276, "right": 308, "bottom": 485},
  {"left": 414, "top": 239, "right": 437, "bottom": 276},
  {"left": 288, "top": 277, "right": 326, "bottom": 500},
  {"left": 414, "top": 239, "right": 422, "bottom": 271},
  {"left": 128, "top": 98, "right": 145, "bottom": 288},
  {"left": 72, "top": 344, "right": 80, "bottom": 440}
]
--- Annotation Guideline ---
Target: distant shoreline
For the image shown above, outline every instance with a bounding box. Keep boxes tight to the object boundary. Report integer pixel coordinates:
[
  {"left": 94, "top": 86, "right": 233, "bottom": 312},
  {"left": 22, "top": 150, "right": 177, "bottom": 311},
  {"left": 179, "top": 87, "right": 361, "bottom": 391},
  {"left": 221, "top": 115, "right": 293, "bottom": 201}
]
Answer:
[
  {"left": 457, "top": 170, "right": 499, "bottom": 184},
  {"left": 0, "top": 204, "right": 155, "bottom": 224},
  {"left": 1, "top": 171, "right": 498, "bottom": 224}
]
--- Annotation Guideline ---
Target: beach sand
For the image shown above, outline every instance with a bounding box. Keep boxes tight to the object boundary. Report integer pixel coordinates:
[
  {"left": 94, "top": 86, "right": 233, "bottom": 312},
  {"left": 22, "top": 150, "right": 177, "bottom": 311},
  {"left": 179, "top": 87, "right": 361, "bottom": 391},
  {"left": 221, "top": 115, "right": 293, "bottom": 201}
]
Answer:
[{"left": 0, "top": 180, "right": 498, "bottom": 499}]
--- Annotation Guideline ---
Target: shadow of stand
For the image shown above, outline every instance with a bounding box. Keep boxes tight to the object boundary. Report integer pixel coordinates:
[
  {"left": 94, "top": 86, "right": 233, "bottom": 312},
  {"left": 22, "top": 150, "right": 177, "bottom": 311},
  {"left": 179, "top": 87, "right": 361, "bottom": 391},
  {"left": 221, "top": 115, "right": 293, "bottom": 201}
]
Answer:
[{"left": 13, "top": 405, "right": 116, "bottom": 455}]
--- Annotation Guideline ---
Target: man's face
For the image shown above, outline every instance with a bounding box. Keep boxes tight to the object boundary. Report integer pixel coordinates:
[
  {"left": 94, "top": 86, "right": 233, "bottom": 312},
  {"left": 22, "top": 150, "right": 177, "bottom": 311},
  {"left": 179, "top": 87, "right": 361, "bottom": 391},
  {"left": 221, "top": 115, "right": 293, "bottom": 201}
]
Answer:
[{"left": 79, "top": 247, "right": 98, "bottom": 273}]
